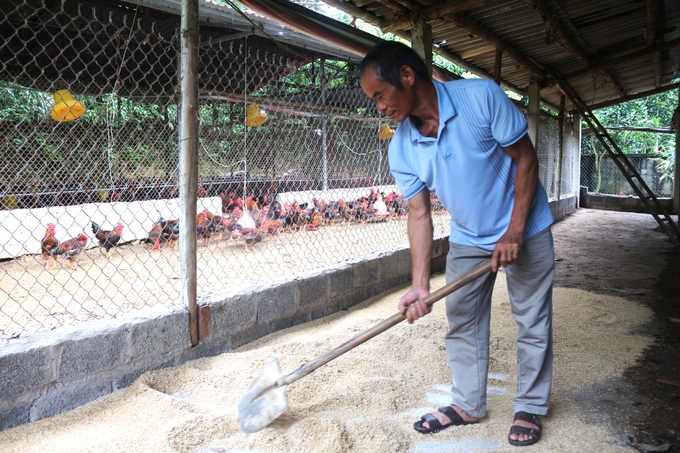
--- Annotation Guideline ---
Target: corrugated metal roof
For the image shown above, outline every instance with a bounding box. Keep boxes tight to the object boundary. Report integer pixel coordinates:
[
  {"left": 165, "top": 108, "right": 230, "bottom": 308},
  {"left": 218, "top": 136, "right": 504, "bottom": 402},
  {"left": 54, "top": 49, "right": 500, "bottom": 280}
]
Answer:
[
  {"left": 328, "top": 0, "right": 680, "bottom": 111},
  {"left": 4, "top": 0, "right": 676, "bottom": 111}
]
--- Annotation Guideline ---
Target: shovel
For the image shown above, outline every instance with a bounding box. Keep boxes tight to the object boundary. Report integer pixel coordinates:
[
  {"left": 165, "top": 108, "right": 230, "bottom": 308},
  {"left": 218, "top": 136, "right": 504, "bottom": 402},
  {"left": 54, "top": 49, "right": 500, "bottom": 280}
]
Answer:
[{"left": 238, "top": 259, "right": 493, "bottom": 433}]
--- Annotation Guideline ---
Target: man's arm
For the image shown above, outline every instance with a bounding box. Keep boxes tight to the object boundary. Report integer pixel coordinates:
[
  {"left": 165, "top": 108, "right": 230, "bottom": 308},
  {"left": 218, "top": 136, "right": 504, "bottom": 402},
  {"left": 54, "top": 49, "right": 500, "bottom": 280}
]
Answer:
[
  {"left": 398, "top": 188, "right": 433, "bottom": 323},
  {"left": 493, "top": 133, "right": 538, "bottom": 271}
]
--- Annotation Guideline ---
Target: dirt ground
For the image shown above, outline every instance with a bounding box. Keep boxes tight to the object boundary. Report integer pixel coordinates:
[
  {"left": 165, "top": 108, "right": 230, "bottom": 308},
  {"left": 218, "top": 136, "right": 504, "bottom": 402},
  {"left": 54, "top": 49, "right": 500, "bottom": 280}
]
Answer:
[{"left": 550, "top": 208, "right": 680, "bottom": 451}]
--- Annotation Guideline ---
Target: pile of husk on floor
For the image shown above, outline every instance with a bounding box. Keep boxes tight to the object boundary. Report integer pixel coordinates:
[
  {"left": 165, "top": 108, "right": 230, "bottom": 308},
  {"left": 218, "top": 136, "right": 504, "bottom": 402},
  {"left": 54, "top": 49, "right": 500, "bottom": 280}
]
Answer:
[{"left": 0, "top": 272, "right": 653, "bottom": 453}]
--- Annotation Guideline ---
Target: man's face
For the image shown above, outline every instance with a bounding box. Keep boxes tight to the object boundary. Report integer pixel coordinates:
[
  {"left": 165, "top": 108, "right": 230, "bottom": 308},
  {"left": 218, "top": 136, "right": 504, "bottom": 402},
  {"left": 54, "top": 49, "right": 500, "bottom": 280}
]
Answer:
[{"left": 360, "top": 65, "right": 415, "bottom": 123}]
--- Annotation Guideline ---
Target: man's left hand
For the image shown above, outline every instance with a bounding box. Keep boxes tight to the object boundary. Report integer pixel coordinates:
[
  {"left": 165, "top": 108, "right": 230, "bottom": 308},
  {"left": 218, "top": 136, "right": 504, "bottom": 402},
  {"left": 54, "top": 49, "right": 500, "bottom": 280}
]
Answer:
[{"left": 492, "top": 230, "right": 523, "bottom": 272}]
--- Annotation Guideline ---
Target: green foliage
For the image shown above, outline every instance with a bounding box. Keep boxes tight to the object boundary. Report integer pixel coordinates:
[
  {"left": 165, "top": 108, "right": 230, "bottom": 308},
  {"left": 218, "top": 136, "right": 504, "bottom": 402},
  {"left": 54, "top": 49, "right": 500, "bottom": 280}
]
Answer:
[{"left": 586, "top": 90, "right": 677, "bottom": 184}]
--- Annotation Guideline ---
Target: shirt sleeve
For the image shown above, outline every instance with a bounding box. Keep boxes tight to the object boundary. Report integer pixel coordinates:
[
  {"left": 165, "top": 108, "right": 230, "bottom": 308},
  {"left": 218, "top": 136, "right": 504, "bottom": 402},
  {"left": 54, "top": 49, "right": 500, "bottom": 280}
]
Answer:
[
  {"left": 388, "top": 132, "right": 426, "bottom": 201},
  {"left": 485, "top": 80, "right": 529, "bottom": 148}
]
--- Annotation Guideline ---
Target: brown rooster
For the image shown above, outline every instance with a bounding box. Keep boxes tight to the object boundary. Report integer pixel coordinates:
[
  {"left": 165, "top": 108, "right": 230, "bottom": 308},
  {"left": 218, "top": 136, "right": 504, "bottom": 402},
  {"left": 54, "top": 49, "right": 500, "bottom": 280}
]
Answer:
[
  {"left": 158, "top": 217, "right": 179, "bottom": 249},
  {"left": 51, "top": 233, "right": 89, "bottom": 270},
  {"left": 147, "top": 220, "right": 164, "bottom": 250},
  {"left": 41, "top": 223, "right": 59, "bottom": 269},
  {"left": 92, "top": 221, "right": 124, "bottom": 259},
  {"left": 306, "top": 210, "right": 323, "bottom": 231}
]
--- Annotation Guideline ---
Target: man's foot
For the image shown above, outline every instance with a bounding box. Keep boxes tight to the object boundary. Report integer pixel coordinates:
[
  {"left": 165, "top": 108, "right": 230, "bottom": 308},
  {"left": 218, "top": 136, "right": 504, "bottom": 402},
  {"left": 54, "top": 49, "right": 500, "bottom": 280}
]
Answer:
[
  {"left": 508, "top": 412, "right": 542, "bottom": 446},
  {"left": 413, "top": 405, "right": 480, "bottom": 434}
]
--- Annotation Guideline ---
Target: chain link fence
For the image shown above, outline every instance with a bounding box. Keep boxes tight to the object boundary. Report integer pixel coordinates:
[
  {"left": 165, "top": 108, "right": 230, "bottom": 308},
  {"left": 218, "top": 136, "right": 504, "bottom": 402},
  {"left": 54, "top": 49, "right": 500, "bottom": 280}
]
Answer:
[
  {"left": 536, "top": 114, "right": 578, "bottom": 201},
  {"left": 0, "top": 0, "right": 575, "bottom": 339},
  {"left": 580, "top": 129, "right": 675, "bottom": 197},
  {"left": 0, "top": 0, "right": 443, "bottom": 338}
]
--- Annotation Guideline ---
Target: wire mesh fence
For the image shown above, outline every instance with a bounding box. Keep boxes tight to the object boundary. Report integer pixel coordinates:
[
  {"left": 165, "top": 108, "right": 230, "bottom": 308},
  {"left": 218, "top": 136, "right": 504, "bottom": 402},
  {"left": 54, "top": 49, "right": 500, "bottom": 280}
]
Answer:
[
  {"left": 580, "top": 128, "right": 674, "bottom": 197},
  {"left": 0, "top": 0, "right": 575, "bottom": 339}
]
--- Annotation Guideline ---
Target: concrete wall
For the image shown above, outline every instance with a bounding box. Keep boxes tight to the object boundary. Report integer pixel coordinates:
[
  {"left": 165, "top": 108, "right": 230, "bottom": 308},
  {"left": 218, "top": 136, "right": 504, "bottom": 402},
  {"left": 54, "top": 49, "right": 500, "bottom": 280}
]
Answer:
[
  {"left": 580, "top": 154, "right": 673, "bottom": 198},
  {"left": 0, "top": 238, "right": 449, "bottom": 431},
  {"left": 550, "top": 195, "right": 578, "bottom": 221},
  {"left": 579, "top": 186, "right": 674, "bottom": 213}
]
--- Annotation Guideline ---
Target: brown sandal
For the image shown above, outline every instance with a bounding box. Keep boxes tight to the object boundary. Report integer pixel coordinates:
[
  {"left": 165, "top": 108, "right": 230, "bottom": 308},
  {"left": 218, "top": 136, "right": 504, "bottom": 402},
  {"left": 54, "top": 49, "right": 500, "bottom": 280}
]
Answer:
[{"left": 508, "top": 411, "right": 542, "bottom": 446}]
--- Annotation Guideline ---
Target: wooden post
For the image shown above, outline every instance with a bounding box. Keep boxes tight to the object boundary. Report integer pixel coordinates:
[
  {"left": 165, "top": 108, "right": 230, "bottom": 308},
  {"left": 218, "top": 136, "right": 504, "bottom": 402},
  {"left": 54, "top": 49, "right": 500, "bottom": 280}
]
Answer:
[
  {"left": 556, "top": 94, "right": 565, "bottom": 202},
  {"left": 321, "top": 58, "right": 328, "bottom": 192},
  {"left": 494, "top": 48, "right": 502, "bottom": 85},
  {"left": 411, "top": 19, "right": 433, "bottom": 77},
  {"left": 527, "top": 78, "right": 541, "bottom": 148},
  {"left": 573, "top": 112, "right": 582, "bottom": 207},
  {"left": 180, "top": 0, "right": 199, "bottom": 346},
  {"left": 674, "top": 90, "right": 680, "bottom": 215}
]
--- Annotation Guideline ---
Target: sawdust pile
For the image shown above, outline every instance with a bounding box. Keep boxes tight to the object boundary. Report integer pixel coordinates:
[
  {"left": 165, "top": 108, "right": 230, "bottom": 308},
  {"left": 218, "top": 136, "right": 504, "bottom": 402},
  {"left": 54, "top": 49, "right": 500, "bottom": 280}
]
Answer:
[{"left": 0, "top": 273, "right": 653, "bottom": 453}]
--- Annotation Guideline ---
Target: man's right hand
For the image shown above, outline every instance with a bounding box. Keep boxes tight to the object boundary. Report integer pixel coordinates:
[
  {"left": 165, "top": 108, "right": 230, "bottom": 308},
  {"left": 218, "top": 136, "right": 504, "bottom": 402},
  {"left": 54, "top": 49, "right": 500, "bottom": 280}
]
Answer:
[{"left": 398, "top": 287, "right": 432, "bottom": 323}]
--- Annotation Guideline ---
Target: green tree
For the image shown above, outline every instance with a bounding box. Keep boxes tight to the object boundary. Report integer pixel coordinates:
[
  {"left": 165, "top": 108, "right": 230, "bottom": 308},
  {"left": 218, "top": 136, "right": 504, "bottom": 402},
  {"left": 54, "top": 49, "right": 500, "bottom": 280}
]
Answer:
[{"left": 586, "top": 89, "right": 677, "bottom": 187}]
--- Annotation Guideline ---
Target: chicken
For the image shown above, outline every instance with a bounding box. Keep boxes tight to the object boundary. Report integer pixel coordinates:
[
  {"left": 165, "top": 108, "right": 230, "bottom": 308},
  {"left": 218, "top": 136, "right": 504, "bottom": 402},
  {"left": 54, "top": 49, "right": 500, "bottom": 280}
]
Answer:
[
  {"left": 159, "top": 217, "right": 179, "bottom": 249},
  {"left": 338, "top": 199, "right": 357, "bottom": 226},
  {"left": 231, "top": 211, "right": 266, "bottom": 251},
  {"left": 255, "top": 206, "right": 284, "bottom": 241},
  {"left": 41, "top": 223, "right": 59, "bottom": 269},
  {"left": 306, "top": 210, "right": 323, "bottom": 231},
  {"left": 196, "top": 210, "right": 211, "bottom": 246},
  {"left": 91, "top": 221, "right": 124, "bottom": 259},
  {"left": 147, "top": 221, "right": 164, "bottom": 250},
  {"left": 201, "top": 210, "right": 232, "bottom": 246},
  {"left": 233, "top": 223, "right": 266, "bottom": 252},
  {"left": 51, "top": 233, "right": 89, "bottom": 270}
]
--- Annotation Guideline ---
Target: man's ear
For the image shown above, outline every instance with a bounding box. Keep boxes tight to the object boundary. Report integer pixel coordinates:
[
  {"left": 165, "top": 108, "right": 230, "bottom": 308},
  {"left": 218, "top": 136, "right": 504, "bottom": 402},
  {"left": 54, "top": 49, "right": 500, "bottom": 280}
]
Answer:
[{"left": 400, "top": 65, "right": 416, "bottom": 87}]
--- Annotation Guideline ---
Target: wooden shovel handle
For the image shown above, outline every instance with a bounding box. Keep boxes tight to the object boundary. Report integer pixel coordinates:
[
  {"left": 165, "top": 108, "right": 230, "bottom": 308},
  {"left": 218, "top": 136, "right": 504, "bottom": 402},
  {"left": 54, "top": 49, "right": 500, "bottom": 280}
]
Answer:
[{"left": 280, "top": 259, "right": 493, "bottom": 386}]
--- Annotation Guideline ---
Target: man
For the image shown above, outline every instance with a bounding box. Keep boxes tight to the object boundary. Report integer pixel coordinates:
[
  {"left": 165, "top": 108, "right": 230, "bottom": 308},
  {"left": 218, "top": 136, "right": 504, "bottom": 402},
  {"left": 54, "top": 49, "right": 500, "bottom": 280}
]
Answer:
[{"left": 360, "top": 41, "right": 555, "bottom": 447}]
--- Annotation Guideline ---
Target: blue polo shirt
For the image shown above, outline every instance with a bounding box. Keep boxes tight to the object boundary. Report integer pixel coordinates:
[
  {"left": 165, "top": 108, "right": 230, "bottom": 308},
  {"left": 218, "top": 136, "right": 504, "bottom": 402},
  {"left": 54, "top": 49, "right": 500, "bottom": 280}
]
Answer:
[{"left": 388, "top": 78, "right": 554, "bottom": 250}]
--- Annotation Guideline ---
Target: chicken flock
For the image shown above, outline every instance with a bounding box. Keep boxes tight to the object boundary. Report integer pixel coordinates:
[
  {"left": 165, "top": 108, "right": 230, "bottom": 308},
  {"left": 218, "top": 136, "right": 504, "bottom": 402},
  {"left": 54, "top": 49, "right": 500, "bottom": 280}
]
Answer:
[{"left": 38, "top": 189, "right": 445, "bottom": 270}]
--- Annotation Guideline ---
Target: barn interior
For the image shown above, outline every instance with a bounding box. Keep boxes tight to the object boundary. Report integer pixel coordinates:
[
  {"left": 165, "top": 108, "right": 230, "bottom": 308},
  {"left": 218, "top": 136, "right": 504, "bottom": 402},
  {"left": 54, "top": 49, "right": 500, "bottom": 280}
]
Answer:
[{"left": 1, "top": 0, "right": 680, "bottom": 450}]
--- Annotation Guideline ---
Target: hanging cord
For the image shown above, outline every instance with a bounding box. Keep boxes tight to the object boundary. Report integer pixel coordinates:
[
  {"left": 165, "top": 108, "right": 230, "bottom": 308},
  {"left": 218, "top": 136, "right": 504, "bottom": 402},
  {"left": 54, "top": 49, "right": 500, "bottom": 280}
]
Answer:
[
  {"left": 104, "top": 5, "right": 141, "bottom": 187},
  {"left": 335, "top": 131, "right": 381, "bottom": 156}
]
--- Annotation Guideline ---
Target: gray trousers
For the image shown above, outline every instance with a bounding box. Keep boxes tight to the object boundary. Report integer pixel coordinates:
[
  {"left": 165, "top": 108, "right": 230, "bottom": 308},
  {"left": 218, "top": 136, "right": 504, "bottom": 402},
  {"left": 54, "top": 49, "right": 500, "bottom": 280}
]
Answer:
[{"left": 444, "top": 227, "right": 554, "bottom": 418}]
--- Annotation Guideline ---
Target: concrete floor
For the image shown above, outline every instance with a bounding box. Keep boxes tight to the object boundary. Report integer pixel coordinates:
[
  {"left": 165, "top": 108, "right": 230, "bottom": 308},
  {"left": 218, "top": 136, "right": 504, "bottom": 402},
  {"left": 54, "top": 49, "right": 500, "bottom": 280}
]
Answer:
[{"left": 551, "top": 208, "right": 680, "bottom": 451}]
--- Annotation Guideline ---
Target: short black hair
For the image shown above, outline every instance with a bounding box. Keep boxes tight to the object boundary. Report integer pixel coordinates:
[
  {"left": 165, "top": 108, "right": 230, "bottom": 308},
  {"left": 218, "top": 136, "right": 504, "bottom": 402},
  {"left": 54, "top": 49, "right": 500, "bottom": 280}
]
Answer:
[{"left": 360, "top": 41, "right": 430, "bottom": 89}]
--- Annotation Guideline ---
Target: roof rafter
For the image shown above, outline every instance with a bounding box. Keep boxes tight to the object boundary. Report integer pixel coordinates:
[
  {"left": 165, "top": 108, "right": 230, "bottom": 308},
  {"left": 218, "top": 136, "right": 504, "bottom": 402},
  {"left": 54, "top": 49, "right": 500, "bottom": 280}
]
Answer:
[
  {"left": 524, "top": 0, "right": 626, "bottom": 97},
  {"left": 559, "top": 37, "right": 680, "bottom": 83},
  {"left": 444, "top": 11, "right": 546, "bottom": 80},
  {"left": 380, "top": 0, "right": 491, "bottom": 33},
  {"left": 574, "top": 82, "right": 680, "bottom": 113}
]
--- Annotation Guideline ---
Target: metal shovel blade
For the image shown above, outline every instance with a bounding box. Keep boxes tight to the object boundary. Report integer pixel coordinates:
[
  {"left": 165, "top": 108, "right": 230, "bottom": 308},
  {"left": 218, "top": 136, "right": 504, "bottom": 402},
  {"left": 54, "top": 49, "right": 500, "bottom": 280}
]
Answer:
[{"left": 238, "top": 358, "right": 289, "bottom": 434}]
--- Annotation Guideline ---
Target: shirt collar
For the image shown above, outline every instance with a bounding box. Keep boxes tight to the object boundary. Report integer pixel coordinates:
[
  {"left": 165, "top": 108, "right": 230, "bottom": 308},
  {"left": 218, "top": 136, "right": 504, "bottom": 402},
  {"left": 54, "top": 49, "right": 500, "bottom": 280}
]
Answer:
[{"left": 406, "top": 80, "right": 457, "bottom": 143}]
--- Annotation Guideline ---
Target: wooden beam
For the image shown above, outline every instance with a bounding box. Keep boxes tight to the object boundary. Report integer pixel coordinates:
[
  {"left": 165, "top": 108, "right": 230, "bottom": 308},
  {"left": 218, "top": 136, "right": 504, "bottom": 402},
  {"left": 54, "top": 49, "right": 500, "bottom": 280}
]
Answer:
[
  {"left": 561, "top": 38, "right": 680, "bottom": 82},
  {"left": 460, "top": 44, "right": 496, "bottom": 59},
  {"left": 445, "top": 12, "right": 546, "bottom": 79},
  {"left": 575, "top": 82, "right": 680, "bottom": 112},
  {"left": 582, "top": 126, "right": 675, "bottom": 135},
  {"left": 373, "top": 0, "right": 410, "bottom": 15},
  {"left": 323, "top": 0, "right": 382, "bottom": 26},
  {"left": 381, "top": 0, "right": 491, "bottom": 33},
  {"left": 525, "top": 0, "right": 626, "bottom": 97}
]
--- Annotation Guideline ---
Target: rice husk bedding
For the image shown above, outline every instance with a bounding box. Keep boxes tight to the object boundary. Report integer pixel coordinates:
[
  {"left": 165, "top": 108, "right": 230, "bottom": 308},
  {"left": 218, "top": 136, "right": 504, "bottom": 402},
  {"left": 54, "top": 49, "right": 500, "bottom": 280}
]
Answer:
[{"left": 0, "top": 272, "right": 653, "bottom": 453}]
